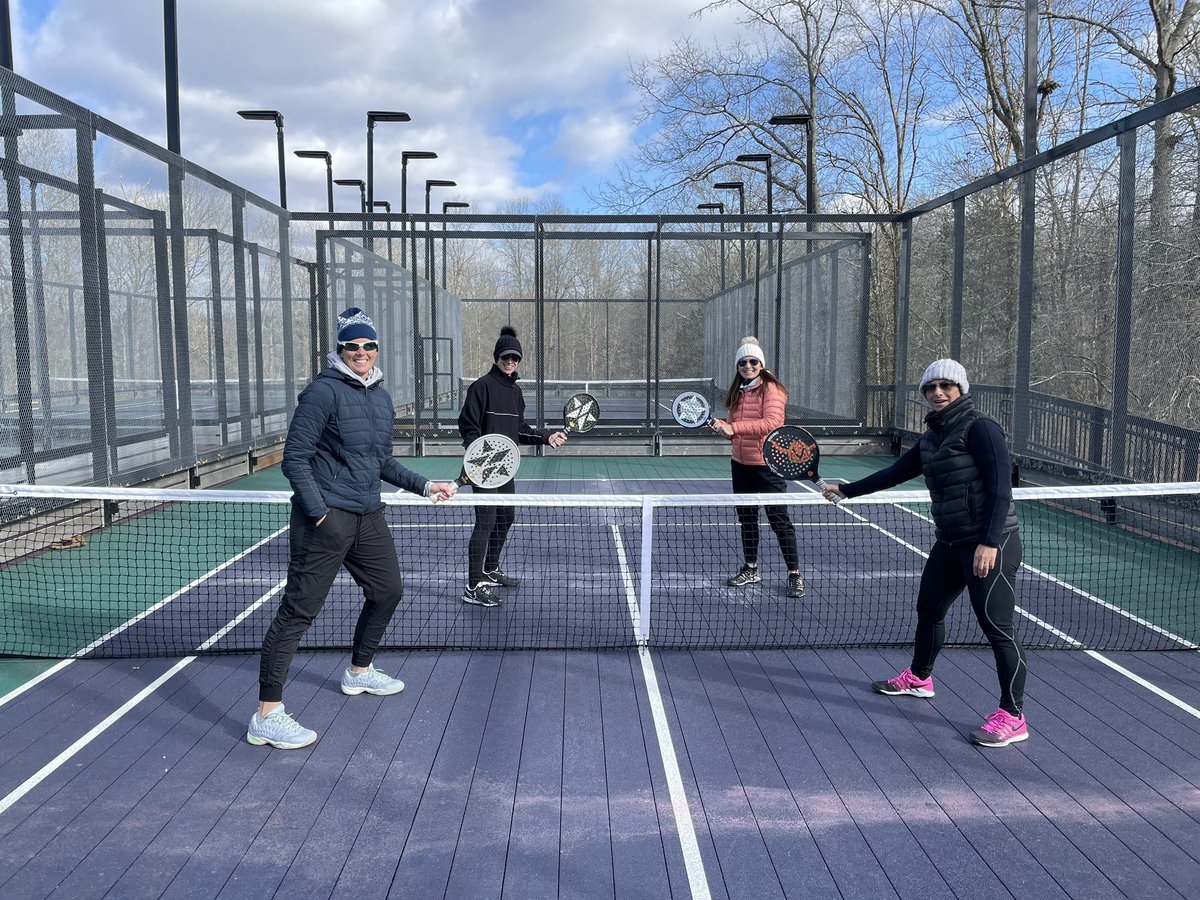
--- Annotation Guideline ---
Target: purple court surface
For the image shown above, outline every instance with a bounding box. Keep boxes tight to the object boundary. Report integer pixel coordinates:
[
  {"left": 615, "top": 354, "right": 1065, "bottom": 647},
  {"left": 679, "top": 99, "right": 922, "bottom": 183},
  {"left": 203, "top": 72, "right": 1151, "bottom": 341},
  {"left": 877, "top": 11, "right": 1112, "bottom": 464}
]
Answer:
[{"left": 2, "top": 644, "right": 1199, "bottom": 898}]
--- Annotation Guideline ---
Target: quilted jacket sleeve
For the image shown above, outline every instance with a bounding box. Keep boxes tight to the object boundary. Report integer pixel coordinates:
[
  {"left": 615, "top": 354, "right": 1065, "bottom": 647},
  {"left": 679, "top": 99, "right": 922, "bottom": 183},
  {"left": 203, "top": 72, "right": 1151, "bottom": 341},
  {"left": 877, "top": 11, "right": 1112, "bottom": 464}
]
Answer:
[{"left": 281, "top": 381, "right": 335, "bottom": 520}]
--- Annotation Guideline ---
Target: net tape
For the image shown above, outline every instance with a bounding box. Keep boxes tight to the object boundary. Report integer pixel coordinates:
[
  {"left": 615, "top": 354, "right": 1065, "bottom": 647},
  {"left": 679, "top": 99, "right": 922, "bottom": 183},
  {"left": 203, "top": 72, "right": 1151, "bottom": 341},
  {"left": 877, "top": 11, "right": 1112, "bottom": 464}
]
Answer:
[{"left": 2, "top": 482, "right": 1197, "bottom": 658}]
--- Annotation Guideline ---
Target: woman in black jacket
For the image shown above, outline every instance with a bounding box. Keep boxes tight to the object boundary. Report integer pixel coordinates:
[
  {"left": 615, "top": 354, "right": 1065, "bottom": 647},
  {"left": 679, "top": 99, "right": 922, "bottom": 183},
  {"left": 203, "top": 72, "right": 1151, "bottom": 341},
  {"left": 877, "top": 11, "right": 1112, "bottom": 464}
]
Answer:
[
  {"left": 457, "top": 326, "right": 567, "bottom": 606},
  {"left": 823, "top": 359, "right": 1029, "bottom": 748}
]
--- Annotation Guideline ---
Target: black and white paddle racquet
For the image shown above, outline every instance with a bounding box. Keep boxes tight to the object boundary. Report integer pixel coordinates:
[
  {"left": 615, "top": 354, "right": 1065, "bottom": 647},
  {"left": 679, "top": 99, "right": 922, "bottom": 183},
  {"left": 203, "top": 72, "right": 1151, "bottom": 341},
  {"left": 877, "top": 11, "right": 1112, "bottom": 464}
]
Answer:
[
  {"left": 456, "top": 434, "right": 521, "bottom": 489},
  {"left": 563, "top": 392, "right": 600, "bottom": 433},
  {"left": 762, "top": 425, "right": 828, "bottom": 490},
  {"left": 671, "top": 390, "right": 714, "bottom": 428}
]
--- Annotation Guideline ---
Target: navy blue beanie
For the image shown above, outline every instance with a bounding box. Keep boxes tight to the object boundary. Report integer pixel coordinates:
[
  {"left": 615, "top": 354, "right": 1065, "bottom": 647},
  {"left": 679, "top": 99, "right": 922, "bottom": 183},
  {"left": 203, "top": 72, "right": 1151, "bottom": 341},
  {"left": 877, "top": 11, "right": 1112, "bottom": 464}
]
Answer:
[
  {"left": 337, "top": 307, "right": 377, "bottom": 343},
  {"left": 493, "top": 325, "right": 522, "bottom": 360}
]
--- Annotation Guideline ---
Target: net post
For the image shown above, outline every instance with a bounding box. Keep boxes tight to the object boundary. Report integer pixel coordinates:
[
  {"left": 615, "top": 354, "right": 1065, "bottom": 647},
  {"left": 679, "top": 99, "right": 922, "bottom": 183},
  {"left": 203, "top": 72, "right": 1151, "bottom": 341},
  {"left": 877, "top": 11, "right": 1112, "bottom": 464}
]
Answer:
[{"left": 639, "top": 496, "right": 654, "bottom": 645}]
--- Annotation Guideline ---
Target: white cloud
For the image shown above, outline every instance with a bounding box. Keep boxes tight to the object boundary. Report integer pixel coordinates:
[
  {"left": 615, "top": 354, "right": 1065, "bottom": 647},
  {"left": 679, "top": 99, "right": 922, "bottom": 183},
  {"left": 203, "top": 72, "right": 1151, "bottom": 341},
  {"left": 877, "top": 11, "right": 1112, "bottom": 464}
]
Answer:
[
  {"left": 554, "top": 111, "right": 635, "bottom": 170},
  {"left": 11, "top": 0, "right": 741, "bottom": 212}
]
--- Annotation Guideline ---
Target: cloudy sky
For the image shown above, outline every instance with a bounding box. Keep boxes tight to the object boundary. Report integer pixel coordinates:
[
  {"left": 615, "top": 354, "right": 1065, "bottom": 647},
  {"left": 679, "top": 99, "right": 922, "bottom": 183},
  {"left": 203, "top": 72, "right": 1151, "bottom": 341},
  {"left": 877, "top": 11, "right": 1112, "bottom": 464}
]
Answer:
[{"left": 8, "top": 0, "right": 739, "bottom": 213}]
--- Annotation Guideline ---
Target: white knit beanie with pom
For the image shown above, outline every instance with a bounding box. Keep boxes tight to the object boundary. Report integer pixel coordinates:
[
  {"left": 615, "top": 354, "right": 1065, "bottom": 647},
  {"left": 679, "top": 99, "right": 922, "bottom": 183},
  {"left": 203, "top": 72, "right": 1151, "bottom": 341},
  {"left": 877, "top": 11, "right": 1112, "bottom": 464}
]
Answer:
[{"left": 735, "top": 336, "right": 766, "bottom": 370}]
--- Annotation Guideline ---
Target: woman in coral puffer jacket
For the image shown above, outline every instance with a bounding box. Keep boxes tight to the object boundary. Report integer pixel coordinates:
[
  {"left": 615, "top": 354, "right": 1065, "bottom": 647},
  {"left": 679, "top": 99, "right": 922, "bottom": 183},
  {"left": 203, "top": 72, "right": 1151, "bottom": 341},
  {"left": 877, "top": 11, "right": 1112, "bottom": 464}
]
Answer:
[{"left": 708, "top": 337, "right": 804, "bottom": 598}]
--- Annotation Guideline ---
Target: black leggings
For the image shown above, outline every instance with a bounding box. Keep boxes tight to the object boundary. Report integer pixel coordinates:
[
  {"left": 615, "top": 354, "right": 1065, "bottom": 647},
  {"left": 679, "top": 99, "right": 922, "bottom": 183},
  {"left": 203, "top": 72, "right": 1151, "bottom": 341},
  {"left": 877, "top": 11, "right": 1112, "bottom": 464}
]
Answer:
[
  {"left": 468, "top": 479, "right": 516, "bottom": 585},
  {"left": 731, "top": 460, "right": 799, "bottom": 571},
  {"left": 911, "top": 531, "right": 1027, "bottom": 715}
]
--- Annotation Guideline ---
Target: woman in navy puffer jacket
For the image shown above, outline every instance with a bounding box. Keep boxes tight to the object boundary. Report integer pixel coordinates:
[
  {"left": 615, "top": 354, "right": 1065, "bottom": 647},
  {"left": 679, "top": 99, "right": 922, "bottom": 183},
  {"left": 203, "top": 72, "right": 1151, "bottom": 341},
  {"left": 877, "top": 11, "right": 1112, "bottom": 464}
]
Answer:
[{"left": 247, "top": 307, "right": 455, "bottom": 750}]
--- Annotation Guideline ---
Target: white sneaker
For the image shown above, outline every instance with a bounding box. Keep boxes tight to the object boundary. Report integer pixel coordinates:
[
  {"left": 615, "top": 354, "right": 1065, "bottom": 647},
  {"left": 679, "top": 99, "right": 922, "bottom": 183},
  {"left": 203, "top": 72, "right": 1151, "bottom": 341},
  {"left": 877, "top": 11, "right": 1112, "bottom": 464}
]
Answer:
[
  {"left": 247, "top": 704, "right": 318, "bottom": 749},
  {"left": 340, "top": 664, "right": 406, "bottom": 696}
]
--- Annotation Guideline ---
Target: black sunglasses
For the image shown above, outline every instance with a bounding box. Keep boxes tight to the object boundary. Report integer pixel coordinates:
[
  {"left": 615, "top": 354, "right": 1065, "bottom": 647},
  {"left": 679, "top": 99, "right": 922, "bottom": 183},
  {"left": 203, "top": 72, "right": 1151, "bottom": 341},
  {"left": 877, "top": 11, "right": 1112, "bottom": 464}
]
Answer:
[
  {"left": 737, "top": 357, "right": 761, "bottom": 368},
  {"left": 338, "top": 341, "right": 379, "bottom": 352},
  {"left": 923, "top": 380, "right": 958, "bottom": 394},
  {"left": 498, "top": 353, "right": 522, "bottom": 362}
]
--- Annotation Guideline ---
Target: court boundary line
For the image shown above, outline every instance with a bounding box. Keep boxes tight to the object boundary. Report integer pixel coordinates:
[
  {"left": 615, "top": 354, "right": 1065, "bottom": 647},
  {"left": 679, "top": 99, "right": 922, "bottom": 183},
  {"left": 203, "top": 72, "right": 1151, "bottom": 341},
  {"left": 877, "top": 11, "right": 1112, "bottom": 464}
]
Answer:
[
  {"left": 877, "top": 497, "right": 1198, "bottom": 650},
  {"left": 0, "top": 525, "right": 289, "bottom": 710},
  {"left": 0, "top": 656, "right": 197, "bottom": 816},
  {"left": 613, "top": 507, "right": 712, "bottom": 900},
  {"left": 833, "top": 497, "right": 1200, "bottom": 721},
  {"left": 0, "top": 576, "right": 288, "bottom": 819},
  {"left": 0, "top": 660, "right": 74, "bottom": 709}
]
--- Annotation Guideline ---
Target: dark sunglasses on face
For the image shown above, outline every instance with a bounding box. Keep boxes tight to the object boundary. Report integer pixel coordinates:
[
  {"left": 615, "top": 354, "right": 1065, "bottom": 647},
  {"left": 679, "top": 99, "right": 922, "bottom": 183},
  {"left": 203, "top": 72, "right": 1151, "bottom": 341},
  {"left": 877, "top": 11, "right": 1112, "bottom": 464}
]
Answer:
[
  {"left": 923, "top": 380, "right": 958, "bottom": 394},
  {"left": 499, "top": 354, "right": 521, "bottom": 363},
  {"left": 338, "top": 341, "right": 378, "bottom": 352},
  {"left": 737, "top": 358, "right": 761, "bottom": 368}
]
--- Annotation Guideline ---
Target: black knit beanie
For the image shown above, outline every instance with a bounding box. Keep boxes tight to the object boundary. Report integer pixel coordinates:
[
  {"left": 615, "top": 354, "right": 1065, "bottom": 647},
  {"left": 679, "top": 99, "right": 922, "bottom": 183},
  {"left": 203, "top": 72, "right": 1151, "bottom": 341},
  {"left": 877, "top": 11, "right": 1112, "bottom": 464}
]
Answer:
[{"left": 493, "top": 325, "right": 522, "bottom": 361}]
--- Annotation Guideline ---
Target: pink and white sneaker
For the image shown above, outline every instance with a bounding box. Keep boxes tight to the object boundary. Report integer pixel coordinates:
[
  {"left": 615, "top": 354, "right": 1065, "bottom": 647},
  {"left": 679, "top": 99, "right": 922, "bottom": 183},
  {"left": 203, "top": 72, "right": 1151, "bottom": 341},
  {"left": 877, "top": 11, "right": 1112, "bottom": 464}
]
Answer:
[
  {"left": 871, "top": 667, "right": 935, "bottom": 698},
  {"left": 969, "top": 708, "right": 1029, "bottom": 747}
]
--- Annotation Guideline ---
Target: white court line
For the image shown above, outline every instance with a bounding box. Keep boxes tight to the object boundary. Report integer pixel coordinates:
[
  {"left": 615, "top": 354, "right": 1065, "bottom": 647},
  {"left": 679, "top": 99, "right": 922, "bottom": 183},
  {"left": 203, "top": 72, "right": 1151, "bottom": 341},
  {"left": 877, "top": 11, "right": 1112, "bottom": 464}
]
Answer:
[
  {"left": 75, "top": 525, "right": 290, "bottom": 657},
  {"left": 0, "top": 657, "right": 196, "bottom": 816},
  {"left": 835, "top": 491, "right": 1200, "bottom": 720},
  {"left": 0, "top": 660, "right": 75, "bottom": 709},
  {"left": 1084, "top": 650, "right": 1200, "bottom": 719},
  {"left": 0, "top": 525, "right": 290, "bottom": 711},
  {"left": 611, "top": 517, "right": 712, "bottom": 900},
  {"left": 0, "top": 579, "right": 286, "bottom": 818}
]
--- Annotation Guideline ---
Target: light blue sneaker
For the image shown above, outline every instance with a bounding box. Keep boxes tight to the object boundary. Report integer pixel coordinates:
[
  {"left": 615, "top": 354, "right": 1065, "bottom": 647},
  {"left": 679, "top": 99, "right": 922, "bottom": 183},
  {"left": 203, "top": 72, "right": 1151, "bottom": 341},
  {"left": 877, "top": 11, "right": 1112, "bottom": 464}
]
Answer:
[
  {"left": 246, "top": 704, "right": 317, "bottom": 749},
  {"left": 341, "top": 664, "right": 406, "bottom": 696}
]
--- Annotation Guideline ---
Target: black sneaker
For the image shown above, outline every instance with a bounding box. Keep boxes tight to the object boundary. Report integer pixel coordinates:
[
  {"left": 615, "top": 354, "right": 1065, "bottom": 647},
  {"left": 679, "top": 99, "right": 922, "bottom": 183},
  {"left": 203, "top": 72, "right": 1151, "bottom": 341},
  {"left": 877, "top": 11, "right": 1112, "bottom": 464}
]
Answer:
[
  {"left": 787, "top": 573, "right": 805, "bottom": 598},
  {"left": 463, "top": 582, "right": 502, "bottom": 607},
  {"left": 483, "top": 567, "right": 520, "bottom": 587},
  {"left": 726, "top": 565, "right": 761, "bottom": 587}
]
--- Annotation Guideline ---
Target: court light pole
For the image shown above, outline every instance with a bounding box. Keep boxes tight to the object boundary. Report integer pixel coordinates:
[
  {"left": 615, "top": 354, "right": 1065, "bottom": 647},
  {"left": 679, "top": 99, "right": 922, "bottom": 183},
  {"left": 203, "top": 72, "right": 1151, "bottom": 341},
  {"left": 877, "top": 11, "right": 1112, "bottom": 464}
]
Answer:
[
  {"left": 698, "top": 202, "right": 726, "bottom": 291},
  {"left": 365, "top": 110, "right": 410, "bottom": 211},
  {"left": 736, "top": 152, "right": 773, "bottom": 214},
  {"left": 372, "top": 200, "right": 394, "bottom": 261},
  {"left": 714, "top": 181, "right": 746, "bottom": 282},
  {"left": 737, "top": 152, "right": 775, "bottom": 279},
  {"left": 334, "top": 178, "right": 367, "bottom": 214},
  {"left": 441, "top": 200, "right": 469, "bottom": 289},
  {"left": 424, "top": 179, "right": 456, "bottom": 281},
  {"left": 294, "top": 149, "right": 334, "bottom": 230},
  {"left": 769, "top": 113, "right": 816, "bottom": 217},
  {"left": 770, "top": 113, "right": 817, "bottom": 399},
  {"left": 237, "top": 109, "right": 287, "bottom": 208},
  {"left": 400, "top": 150, "right": 438, "bottom": 268}
]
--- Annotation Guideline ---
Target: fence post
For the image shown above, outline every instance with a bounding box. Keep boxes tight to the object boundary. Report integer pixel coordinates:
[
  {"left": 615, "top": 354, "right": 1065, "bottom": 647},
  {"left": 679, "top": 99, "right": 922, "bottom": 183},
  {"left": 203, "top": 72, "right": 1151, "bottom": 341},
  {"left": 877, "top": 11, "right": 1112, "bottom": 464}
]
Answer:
[
  {"left": 1110, "top": 128, "right": 1136, "bottom": 479},
  {"left": 892, "top": 220, "right": 913, "bottom": 431}
]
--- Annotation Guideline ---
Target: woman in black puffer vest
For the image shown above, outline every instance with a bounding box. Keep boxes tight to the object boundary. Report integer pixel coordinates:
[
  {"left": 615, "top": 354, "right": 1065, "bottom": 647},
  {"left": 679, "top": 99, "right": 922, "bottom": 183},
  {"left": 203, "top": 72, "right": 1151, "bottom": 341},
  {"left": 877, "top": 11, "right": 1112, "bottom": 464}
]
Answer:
[{"left": 824, "top": 359, "right": 1029, "bottom": 749}]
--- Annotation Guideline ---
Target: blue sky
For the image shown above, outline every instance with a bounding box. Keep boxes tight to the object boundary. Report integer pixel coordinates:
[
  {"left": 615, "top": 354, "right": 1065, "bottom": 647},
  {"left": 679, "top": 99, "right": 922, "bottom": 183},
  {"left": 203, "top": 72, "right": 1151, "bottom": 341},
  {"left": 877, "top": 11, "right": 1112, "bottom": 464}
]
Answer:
[{"left": 5, "top": 0, "right": 739, "bottom": 213}]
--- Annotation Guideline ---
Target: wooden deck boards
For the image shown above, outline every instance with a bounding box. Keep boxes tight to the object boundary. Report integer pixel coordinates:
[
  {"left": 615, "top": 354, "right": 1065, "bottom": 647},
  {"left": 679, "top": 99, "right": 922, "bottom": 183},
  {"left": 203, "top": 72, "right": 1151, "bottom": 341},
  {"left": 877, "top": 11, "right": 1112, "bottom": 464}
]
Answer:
[{"left": 0, "top": 648, "right": 1197, "bottom": 899}]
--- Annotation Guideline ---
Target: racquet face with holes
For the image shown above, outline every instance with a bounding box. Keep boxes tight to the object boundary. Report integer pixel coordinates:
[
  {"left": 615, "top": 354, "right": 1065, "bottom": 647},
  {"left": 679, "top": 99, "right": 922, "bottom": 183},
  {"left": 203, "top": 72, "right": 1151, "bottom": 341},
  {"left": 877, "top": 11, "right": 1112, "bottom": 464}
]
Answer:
[
  {"left": 563, "top": 392, "right": 600, "bottom": 433},
  {"left": 457, "top": 434, "right": 521, "bottom": 488},
  {"left": 671, "top": 391, "right": 713, "bottom": 428},
  {"left": 763, "top": 425, "right": 827, "bottom": 489}
]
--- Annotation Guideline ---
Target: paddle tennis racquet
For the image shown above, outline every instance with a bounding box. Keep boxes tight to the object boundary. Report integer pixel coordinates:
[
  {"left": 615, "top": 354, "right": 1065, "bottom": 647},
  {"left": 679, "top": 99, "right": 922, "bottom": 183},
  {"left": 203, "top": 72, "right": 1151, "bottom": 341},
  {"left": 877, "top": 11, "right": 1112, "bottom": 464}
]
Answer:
[
  {"left": 762, "top": 425, "right": 829, "bottom": 491},
  {"left": 563, "top": 392, "right": 600, "bottom": 433},
  {"left": 671, "top": 390, "right": 714, "bottom": 428},
  {"left": 455, "top": 434, "right": 521, "bottom": 489}
]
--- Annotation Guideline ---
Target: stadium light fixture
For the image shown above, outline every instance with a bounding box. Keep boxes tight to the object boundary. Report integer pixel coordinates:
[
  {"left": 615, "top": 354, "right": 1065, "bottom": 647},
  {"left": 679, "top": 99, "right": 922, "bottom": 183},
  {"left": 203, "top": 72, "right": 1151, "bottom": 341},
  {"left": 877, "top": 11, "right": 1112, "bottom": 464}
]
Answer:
[
  {"left": 770, "top": 113, "right": 816, "bottom": 216},
  {"left": 237, "top": 109, "right": 287, "bottom": 208},
  {"left": 735, "top": 153, "right": 773, "bottom": 214},
  {"left": 334, "top": 178, "right": 367, "bottom": 214},
  {"left": 714, "top": 181, "right": 747, "bottom": 282},
  {"left": 698, "top": 203, "right": 727, "bottom": 290},
  {"left": 293, "top": 149, "right": 334, "bottom": 221},
  {"left": 366, "top": 110, "right": 410, "bottom": 211},
  {"left": 400, "top": 151, "right": 438, "bottom": 267}
]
